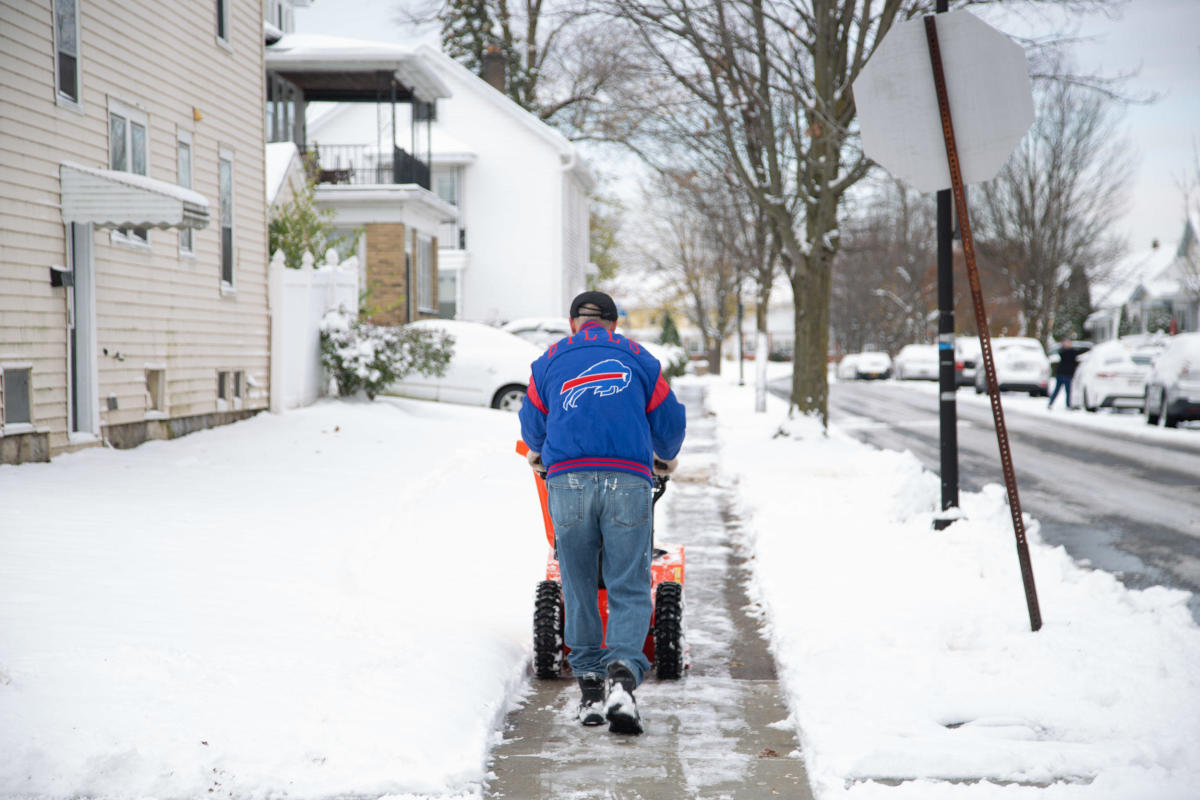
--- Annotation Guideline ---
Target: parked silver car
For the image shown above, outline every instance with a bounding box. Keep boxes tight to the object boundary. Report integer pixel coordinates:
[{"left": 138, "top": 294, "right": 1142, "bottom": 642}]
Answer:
[{"left": 1144, "top": 332, "right": 1200, "bottom": 427}]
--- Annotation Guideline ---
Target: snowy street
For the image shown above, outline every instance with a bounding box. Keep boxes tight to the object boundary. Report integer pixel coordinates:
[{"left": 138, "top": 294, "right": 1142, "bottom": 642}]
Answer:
[
  {"left": 819, "top": 378, "right": 1200, "bottom": 623},
  {"left": 3, "top": 373, "right": 1200, "bottom": 799}
]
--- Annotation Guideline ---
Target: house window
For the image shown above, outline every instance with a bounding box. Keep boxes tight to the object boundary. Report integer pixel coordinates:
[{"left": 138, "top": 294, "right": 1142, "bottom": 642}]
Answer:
[
  {"left": 216, "top": 0, "right": 230, "bottom": 43},
  {"left": 217, "top": 370, "right": 243, "bottom": 410},
  {"left": 177, "top": 132, "right": 194, "bottom": 254},
  {"left": 145, "top": 368, "right": 166, "bottom": 414},
  {"left": 2, "top": 366, "right": 33, "bottom": 428},
  {"left": 414, "top": 101, "right": 437, "bottom": 122},
  {"left": 219, "top": 150, "right": 234, "bottom": 286},
  {"left": 438, "top": 269, "right": 457, "bottom": 318},
  {"left": 109, "top": 99, "right": 149, "bottom": 243},
  {"left": 416, "top": 233, "right": 435, "bottom": 313},
  {"left": 434, "top": 167, "right": 462, "bottom": 250},
  {"left": 53, "top": 0, "right": 81, "bottom": 104}
]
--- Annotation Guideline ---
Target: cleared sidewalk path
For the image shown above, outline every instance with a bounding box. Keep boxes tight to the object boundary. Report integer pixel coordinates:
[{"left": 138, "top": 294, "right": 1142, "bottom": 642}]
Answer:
[{"left": 485, "top": 383, "right": 815, "bottom": 799}]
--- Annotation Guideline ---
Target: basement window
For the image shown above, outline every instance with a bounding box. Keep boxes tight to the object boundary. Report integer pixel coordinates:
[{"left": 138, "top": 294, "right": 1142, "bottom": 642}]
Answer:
[
  {"left": 2, "top": 366, "right": 33, "bottom": 431},
  {"left": 145, "top": 367, "right": 166, "bottom": 415}
]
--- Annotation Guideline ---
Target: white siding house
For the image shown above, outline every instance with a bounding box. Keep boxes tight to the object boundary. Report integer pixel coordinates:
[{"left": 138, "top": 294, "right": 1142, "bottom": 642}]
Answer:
[
  {"left": 305, "top": 42, "right": 594, "bottom": 325},
  {"left": 1, "top": 1, "right": 270, "bottom": 463},
  {"left": 1087, "top": 218, "right": 1200, "bottom": 342}
]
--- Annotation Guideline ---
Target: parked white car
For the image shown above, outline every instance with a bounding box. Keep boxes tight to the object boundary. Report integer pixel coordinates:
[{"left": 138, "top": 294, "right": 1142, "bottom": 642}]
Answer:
[
  {"left": 1069, "top": 338, "right": 1162, "bottom": 412},
  {"left": 500, "top": 317, "right": 572, "bottom": 349},
  {"left": 1144, "top": 332, "right": 1200, "bottom": 427},
  {"left": 387, "top": 320, "right": 540, "bottom": 411},
  {"left": 893, "top": 344, "right": 939, "bottom": 380},
  {"left": 851, "top": 351, "right": 892, "bottom": 380},
  {"left": 973, "top": 337, "right": 1050, "bottom": 396},
  {"left": 835, "top": 354, "right": 860, "bottom": 380},
  {"left": 954, "top": 337, "right": 981, "bottom": 387}
]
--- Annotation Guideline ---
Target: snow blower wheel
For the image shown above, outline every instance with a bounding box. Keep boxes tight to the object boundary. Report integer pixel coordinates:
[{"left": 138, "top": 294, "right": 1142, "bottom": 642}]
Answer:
[
  {"left": 654, "top": 581, "right": 685, "bottom": 680},
  {"left": 533, "top": 580, "right": 565, "bottom": 678}
]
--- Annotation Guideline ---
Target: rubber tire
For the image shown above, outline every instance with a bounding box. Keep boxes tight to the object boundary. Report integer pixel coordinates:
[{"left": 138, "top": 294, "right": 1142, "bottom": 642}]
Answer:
[
  {"left": 1161, "top": 391, "right": 1178, "bottom": 428},
  {"left": 654, "top": 581, "right": 685, "bottom": 680},
  {"left": 1084, "top": 388, "right": 1097, "bottom": 412},
  {"left": 1145, "top": 389, "right": 1159, "bottom": 425},
  {"left": 492, "top": 384, "right": 527, "bottom": 411},
  {"left": 533, "top": 580, "right": 564, "bottom": 679}
]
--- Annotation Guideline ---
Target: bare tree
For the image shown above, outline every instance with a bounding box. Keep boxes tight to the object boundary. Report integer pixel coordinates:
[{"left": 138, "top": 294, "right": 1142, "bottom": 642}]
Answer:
[
  {"left": 401, "top": 0, "right": 645, "bottom": 132},
  {"left": 642, "top": 169, "right": 744, "bottom": 374},
  {"left": 601, "top": 0, "right": 922, "bottom": 424},
  {"left": 973, "top": 56, "right": 1132, "bottom": 343},
  {"left": 832, "top": 177, "right": 937, "bottom": 354}
]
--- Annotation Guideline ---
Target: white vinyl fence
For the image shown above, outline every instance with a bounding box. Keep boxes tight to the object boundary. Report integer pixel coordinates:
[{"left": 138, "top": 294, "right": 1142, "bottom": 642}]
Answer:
[{"left": 268, "top": 250, "right": 359, "bottom": 411}]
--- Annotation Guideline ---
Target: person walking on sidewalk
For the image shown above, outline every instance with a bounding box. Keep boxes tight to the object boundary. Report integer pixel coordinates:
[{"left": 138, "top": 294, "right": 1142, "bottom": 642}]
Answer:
[
  {"left": 519, "top": 291, "right": 687, "bottom": 735},
  {"left": 1048, "top": 337, "right": 1080, "bottom": 409}
]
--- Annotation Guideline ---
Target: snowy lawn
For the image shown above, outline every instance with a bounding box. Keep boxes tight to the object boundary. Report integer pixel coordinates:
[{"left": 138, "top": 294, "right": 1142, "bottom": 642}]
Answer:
[
  {"left": 0, "top": 397, "right": 546, "bottom": 799},
  {"left": 710, "top": 373, "right": 1200, "bottom": 799},
  {"left": 3, "top": 374, "right": 1199, "bottom": 799}
]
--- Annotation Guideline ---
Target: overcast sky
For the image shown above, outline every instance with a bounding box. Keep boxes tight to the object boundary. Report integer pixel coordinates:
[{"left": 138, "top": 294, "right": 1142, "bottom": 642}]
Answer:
[{"left": 295, "top": 0, "right": 1200, "bottom": 255}]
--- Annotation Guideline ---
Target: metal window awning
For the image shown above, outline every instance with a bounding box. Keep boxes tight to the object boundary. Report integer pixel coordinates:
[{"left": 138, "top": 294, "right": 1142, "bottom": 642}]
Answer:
[{"left": 60, "top": 162, "right": 210, "bottom": 230}]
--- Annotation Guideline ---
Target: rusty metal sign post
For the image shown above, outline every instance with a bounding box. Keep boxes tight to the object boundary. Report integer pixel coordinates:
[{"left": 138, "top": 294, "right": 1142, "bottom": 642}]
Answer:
[{"left": 923, "top": 14, "right": 1042, "bottom": 632}]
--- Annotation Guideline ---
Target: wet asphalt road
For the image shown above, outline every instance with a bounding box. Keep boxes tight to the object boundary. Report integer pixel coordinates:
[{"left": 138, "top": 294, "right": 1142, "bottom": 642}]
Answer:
[
  {"left": 485, "top": 384, "right": 814, "bottom": 800},
  {"left": 775, "top": 377, "right": 1200, "bottom": 624}
]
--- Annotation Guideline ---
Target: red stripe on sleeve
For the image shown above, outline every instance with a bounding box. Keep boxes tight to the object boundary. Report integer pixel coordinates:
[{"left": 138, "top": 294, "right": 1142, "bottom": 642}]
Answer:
[
  {"left": 527, "top": 375, "right": 548, "bottom": 414},
  {"left": 646, "top": 373, "right": 671, "bottom": 412}
]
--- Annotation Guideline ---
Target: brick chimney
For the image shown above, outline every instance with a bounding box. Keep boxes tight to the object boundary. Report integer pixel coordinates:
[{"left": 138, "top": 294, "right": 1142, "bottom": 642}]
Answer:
[{"left": 481, "top": 45, "right": 506, "bottom": 94}]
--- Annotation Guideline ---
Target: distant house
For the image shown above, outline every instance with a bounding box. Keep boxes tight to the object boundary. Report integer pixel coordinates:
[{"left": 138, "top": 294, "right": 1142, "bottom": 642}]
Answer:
[
  {"left": 0, "top": 1, "right": 271, "bottom": 464},
  {"left": 265, "top": 34, "right": 456, "bottom": 327},
  {"left": 1086, "top": 218, "right": 1200, "bottom": 342},
  {"left": 302, "top": 42, "right": 595, "bottom": 324}
]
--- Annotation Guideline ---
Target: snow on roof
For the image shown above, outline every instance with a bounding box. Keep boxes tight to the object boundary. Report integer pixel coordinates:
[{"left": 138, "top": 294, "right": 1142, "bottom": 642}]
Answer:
[
  {"left": 266, "top": 142, "right": 301, "bottom": 205},
  {"left": 266, "top": 33, "right": 452, "bottom": 101}
]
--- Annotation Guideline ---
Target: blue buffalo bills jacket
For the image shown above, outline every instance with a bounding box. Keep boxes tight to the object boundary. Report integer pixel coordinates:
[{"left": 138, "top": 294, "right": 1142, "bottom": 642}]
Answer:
[{"left": 519, "top": 320, "right": 686, "bottom": 483}]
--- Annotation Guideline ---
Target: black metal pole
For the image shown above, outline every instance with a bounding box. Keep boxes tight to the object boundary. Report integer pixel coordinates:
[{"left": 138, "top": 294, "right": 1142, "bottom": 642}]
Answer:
[{"left": 933, "top": 0, "right": 959, "bottom": 531}]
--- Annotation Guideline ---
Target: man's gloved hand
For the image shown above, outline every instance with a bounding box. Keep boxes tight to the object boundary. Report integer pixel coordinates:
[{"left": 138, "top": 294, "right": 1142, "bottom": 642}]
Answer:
[
  {"left": 526, "top": 450, "right": 547, "bottom": 478},
  {"left": 653, "top": 453, "right": 678, "bottom": 476}
]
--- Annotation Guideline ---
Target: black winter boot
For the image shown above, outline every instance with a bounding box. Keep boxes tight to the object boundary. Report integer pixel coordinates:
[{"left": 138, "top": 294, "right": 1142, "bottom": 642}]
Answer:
[
  {"left": 604, "top": 662, "right": 643, "bottom": 735},
  {"left": 577, "top": 674, "right": 606, "bottom": 726}
]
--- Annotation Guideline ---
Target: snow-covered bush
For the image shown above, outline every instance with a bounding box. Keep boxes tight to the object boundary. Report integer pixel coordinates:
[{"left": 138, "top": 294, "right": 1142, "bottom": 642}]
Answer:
[
  {"left": 640, "top": 340, "right": 690, "bottom": 382},
  {"left": 319, "top": 311, "right": 453, "bottom": 400}
]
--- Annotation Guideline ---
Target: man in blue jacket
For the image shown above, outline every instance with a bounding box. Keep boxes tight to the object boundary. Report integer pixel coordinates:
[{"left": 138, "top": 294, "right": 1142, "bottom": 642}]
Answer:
[{"left": 519, "top": 291, "right": 686, "bottom": 735}]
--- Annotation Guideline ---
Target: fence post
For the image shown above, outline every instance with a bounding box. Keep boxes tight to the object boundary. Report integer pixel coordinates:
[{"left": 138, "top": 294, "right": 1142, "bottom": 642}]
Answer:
[{"left": 268, "top": 250, "right": 286, "bottom": 413}]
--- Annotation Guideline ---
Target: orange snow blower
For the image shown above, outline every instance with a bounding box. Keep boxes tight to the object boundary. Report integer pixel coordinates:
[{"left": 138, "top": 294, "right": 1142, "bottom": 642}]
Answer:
[{"left": 516, "top": 441, "right": 687, "bottom": 681}]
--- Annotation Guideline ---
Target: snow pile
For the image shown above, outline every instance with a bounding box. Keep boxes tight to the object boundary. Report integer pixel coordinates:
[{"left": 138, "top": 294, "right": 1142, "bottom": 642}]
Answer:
[
  {"left": 0, "top": 398, "right": 545, "bottom": 799},
  {"left": 706, "top": 375, "right": 1200, "bottom": 799}
]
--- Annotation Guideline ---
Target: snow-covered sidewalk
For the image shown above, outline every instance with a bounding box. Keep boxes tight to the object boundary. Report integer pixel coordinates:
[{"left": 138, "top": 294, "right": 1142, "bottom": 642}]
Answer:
[
  {"left": 1, "top": 398, "right": 546, "bottom": 798},
  {"left": 2, "top": 374, "right": 1199, "bottom": 799},
  {"left": 711, "top": 374, "right": 1200, "bottom": 799}
]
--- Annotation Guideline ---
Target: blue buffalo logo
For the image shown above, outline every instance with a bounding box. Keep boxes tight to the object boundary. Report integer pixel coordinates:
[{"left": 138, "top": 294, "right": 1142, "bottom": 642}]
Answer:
[{"left": 560, "top": 359, "right": 632, "bottom": 410}]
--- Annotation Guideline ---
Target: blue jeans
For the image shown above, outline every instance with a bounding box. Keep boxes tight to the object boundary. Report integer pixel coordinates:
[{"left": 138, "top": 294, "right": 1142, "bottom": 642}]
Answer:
[
  {"left": 547, "top": 470, "right": 653, "bottom": 686},
  {"left": 1048, "top": 375, "right": 1072, "bottom": 407}
]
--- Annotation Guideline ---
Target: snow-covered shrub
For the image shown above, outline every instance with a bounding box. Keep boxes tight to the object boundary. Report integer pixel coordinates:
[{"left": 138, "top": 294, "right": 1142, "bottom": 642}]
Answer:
[
  {"left": 640, "top": 340, "right": 690, "bottom": 382},
  {"left": 319, "top": 311, "right": 453, "bottom": 400}
]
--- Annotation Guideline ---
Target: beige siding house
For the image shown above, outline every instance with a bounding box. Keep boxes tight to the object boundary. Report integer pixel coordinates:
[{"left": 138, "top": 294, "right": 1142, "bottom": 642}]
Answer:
[{"left": 0, "top": 1, "right": 269, "bottom": 463}]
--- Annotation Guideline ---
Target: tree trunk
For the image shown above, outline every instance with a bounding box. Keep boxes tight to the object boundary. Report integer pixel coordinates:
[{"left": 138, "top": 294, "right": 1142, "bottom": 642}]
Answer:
[{"left": 790, "top": 261, "right": 831, "bottom": 425}]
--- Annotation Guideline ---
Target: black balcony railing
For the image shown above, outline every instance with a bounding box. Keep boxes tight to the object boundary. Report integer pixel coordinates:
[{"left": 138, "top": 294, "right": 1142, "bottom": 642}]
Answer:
[{"left": 302, "top": 144, "right": 431, "bottom": 190}]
